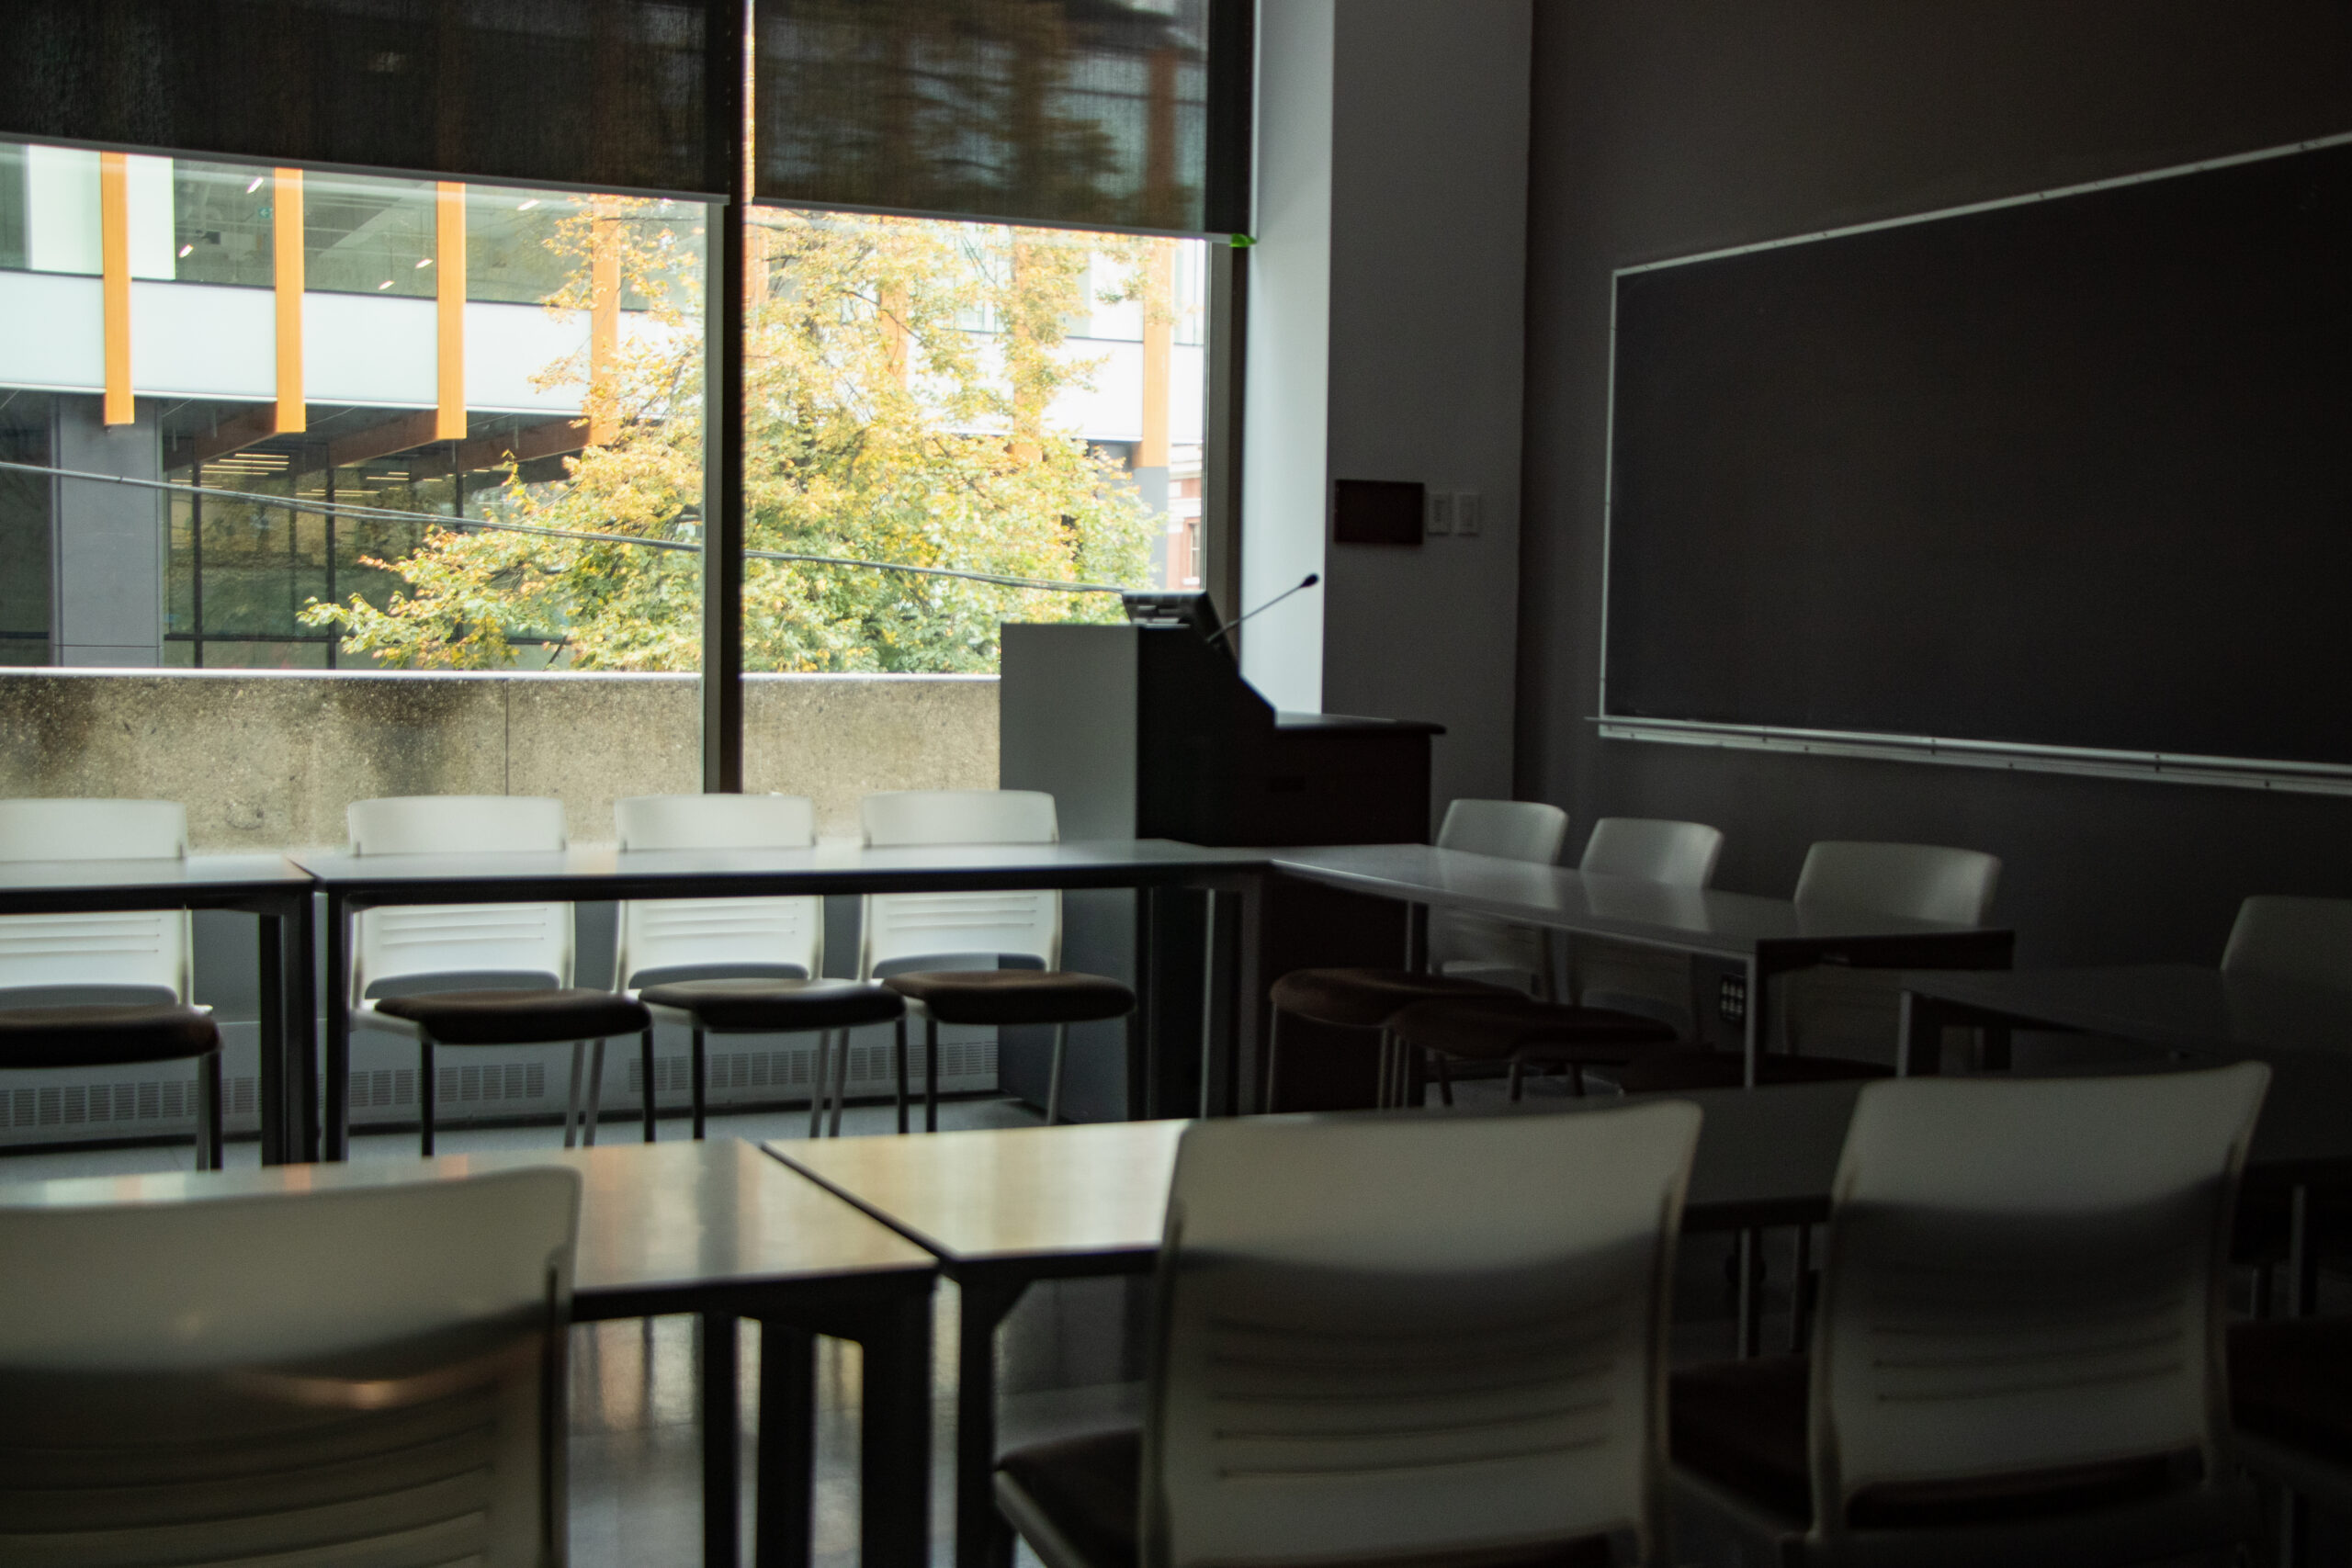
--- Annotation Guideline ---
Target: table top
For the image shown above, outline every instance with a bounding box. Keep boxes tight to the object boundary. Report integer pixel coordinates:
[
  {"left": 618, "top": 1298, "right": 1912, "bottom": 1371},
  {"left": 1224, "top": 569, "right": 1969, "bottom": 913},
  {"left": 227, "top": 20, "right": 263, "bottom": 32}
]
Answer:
[
  {"left": 767, "top": 1064, "right": 2352, "bottom": 1272},
  {"left": 1904, "top": 963, "right": 2352, "bottom": 1059},
  {"left": 1268, "top": 844, "right": 2000, "bottom": 958},
  {"left": 0, "top": 1138, "right": 933, "bottom": 1311},
  {"left": 291, "top": 839, "right": 1269, "bottom": 901},
  {"left": 0, "top": 852, "right": 314, "bottom": 900}
]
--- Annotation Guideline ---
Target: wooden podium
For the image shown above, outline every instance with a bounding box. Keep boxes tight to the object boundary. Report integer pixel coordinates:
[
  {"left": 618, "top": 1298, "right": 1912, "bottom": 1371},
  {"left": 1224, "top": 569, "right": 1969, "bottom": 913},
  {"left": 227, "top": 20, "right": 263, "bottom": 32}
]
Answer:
[{"left": 1000, "top": 622, "right": 1440, "bottom": 1119}]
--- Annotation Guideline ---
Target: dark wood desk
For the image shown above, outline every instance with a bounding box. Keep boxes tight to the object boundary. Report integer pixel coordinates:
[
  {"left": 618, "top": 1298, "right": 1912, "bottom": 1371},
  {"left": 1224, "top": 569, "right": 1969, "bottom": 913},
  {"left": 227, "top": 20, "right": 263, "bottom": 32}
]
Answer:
[
  {"left": 290, "top": 840, "right": 1270, "bottom": 1160},
  {"left": 0, "top": 1139, "right": 935, "bottom": 1568},
  {"left": 769, "top": 1074, "right": 2352, "bottom": 1568},
  {"left": 1269, "top": 844, "right": 2015, "bottom": 1086},
  {"left": 0, "top": 853, "right": 316, "bottom": 1163}
]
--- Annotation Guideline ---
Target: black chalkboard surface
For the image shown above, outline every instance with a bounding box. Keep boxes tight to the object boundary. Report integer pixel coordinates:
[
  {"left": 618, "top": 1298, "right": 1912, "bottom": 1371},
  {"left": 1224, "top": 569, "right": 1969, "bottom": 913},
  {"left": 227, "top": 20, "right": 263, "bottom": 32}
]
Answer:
[{"left": 1604, "top": 137, "right": 2352, "bottom": 770}]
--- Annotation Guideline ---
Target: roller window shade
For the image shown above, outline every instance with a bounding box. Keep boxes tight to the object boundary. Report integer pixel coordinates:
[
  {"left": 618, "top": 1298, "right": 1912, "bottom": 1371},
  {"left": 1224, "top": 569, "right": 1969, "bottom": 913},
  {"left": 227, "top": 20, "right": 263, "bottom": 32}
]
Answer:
[
  {"left": 752, "top": 0, "right": 1249, "bottom": 235},
  {"left": 0, "top": 0, "right": 722, "bottom": 197}
]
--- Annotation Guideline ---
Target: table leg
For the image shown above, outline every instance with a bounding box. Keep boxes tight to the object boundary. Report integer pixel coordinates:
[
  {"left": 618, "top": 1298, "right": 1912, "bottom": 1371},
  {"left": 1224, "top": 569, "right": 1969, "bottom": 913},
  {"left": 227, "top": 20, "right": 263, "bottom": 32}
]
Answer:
[
  {"left": 1896, "top": 990, "right": 1942, "bottom": 1077},
  {"left": 2288, "top": 1185, "right": 2319, "bottom": 1318},
  {"left": 754, "top": 1323, "right": 814, "bottom": 1568},
  {"left": 702, "top": 1313, "right": 742, "bottom": 1568},
  {"left": 256, "top": 912, "right": 285, "bottom": 1165},
  {"left": 858, "top": 1292, "right": 935, "bottom": 1568},
  {"left": 291, "top": 894, "right": 318, "bottom": 1162},
  {"left": 1736, "top": 1229, "right": 1765, "bottom": 1359},
  {"left": 1406, "top": 901, "right": 1429, "bottom": 973},
  {"left": 1199, "top": 892, "right": 1229, "bottom": 1118},
  {"left": 1234, "top": 874, "right": 1266, "bottom": 1116},
  {"left": 956, "top": 1277, "right": 1027, "bottom": 1568},
  {"left": 1741, "top": 955, "right": 1763, "bottom": 1088},
  {"left": 324, "top": 893, "right": 350, "bottom": 1161}
]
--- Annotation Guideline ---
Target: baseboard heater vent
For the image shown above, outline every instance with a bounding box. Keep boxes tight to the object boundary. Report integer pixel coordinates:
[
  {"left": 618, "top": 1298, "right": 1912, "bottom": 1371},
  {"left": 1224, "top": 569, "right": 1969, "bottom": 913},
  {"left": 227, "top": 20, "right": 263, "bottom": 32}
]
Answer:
[{"left": 7, "top": 1075, "right": 259, "bottom": 1132}]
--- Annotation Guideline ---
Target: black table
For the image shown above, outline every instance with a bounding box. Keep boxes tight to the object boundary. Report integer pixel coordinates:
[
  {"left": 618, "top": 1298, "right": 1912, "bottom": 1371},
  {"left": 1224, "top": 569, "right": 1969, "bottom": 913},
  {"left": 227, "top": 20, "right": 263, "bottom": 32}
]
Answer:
[
  {"left": 1268, "top": 844, "right": 2014, "bottom": 1084},
  {"left": 770, "top": 1070, "right": 2352, "bottom": 1568},
  {"left": 1902, "top": 963, "right": 2352, "bottom": 1313},
  {"left": 290, "top": 840, "right": 1271, "bottom": 1160},
  {"left": 0, "top": 853, "right": 316, "bottom": 1163},
  {"left": 0, "top": 1138, "right": 936, "bottom": 1568}
]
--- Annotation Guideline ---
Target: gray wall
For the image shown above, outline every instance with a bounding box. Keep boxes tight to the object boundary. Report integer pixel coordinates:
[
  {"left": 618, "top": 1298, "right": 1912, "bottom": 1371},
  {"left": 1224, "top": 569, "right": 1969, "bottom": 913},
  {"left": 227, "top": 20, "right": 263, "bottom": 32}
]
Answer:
[{"left": 1518, "top": 2, "right": 2352, "bottom": 964}]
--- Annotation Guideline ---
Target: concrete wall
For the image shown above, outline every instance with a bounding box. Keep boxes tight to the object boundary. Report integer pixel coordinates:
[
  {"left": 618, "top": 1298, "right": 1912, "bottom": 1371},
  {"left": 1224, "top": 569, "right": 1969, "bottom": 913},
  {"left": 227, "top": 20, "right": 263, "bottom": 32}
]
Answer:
[
  {"left": 0, "top": 668, "right": 998, "bottom": 849},
  {"left": 1518, "top": 2, "right": 2352, "bottom": 964}
]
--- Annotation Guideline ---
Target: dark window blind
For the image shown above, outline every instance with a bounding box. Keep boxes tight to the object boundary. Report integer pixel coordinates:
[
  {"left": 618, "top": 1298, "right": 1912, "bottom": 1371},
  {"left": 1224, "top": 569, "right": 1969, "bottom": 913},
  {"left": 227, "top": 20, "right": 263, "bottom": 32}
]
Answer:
[
  {"left": 0, "top": 0, "right": 721, "bottom": 197},
  {"left": 752, "top": 0, "right": 1248, "bottom": 234}
]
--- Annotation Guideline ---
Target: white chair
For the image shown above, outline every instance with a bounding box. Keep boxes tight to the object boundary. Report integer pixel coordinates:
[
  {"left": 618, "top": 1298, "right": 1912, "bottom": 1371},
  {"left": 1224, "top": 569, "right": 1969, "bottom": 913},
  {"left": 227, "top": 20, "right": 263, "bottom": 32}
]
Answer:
[
  {"left": 996, "top": 1099, "right": 1704, "bottom": 1568},
  {"left": 1272, "top": 799, "right": 1568, "bottom": 1111},
  {"left": 859, "top": 790, "right": 1133, "bottom": 1131},
  {"left": 347, "top": 795, "right": 651, "bottom": 1155},
  {"left": 1668, "top": 1065, "right": 2267, "bottom": 1567},
  {"left": 614, "top": 794, "right": 903, "bottom": 1140},
  {"left": 2221, "top": 895, "right": 2352, "bottom": 993},
  {"left": 0, "top": 1166, "right": 580, "bottom": 1568},
  {"left": 1565, "top": 817, "right": 1726, "bottom": 1034},
  {"left": 0, "top": 798, "right": 224, "bottom": 1168},
  {"left": 1428, "top": 797, "right": 1572, "bottom": 996}
]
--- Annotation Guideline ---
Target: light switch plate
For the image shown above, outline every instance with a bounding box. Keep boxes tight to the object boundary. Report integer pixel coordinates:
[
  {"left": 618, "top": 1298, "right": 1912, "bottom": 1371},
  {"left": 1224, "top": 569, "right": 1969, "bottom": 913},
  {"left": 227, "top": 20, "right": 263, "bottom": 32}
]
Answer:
[
  {"left": 1455, "top": 491, "right": 1483, "bottom": 536},
  {"left": 1425, "top": 491, "right": 1454, "bottom": 536}
]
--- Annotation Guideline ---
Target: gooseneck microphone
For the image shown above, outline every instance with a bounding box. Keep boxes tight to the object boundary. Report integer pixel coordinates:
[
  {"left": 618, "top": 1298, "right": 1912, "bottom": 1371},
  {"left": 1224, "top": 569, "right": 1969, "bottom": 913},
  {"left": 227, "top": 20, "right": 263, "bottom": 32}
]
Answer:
[{"left": 1204, "top": 573, "right": 1320, "bottom": 650}]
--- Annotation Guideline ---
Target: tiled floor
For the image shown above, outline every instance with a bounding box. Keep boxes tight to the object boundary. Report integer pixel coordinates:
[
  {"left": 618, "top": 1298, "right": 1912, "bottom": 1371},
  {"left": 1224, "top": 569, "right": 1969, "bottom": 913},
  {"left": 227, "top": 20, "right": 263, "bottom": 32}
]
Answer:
[{"left": 7, "top": 1075, "right": 2343, "bottom": 1566}]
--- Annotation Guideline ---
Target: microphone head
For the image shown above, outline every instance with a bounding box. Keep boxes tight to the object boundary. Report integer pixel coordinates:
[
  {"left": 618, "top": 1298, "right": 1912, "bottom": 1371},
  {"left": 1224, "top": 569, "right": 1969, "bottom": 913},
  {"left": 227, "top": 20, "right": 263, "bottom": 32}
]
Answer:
[{"left": 1300, "top": 572, "right": 1320, "bottom": 588}]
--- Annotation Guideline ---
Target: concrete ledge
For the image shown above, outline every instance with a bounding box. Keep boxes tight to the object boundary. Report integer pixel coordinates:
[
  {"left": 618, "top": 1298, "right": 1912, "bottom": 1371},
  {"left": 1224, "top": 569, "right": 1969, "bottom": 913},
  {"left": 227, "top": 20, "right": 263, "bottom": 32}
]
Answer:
[{"left": 0, "top": 669, "right": 1000, "bottom": 849}]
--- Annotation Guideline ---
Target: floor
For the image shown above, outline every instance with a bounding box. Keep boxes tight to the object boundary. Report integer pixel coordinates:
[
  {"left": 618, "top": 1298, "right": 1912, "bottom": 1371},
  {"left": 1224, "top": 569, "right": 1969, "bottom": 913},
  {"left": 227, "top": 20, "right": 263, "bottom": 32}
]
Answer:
[{"left": 7, "top": 1071, "right": 2345, "bottom": 1567}]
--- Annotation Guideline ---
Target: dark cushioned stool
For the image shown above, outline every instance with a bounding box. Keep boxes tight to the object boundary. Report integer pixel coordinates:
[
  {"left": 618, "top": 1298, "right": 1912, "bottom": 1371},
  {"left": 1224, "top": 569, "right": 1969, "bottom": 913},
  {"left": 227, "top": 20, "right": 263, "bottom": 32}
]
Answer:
[
  {"left": 995, "top": 1425, "right": 1619, "bottom": 1568},
  {"left": 640, "top": 977, "right": 906, "bottom": 1139},
  {"left": 2229, "top": 1316, "right": 2352, "bottom": 1514},
  {"left": 0, "top": 1003, "right": 224, "bottom": 1168},
  {"left": 1266, "top": 967, "right": 1519, "bottom": 1111},
  {"left": 1387, "top": 994, "right": 1677, "bottom": 1102},
  {"left": 884, "top": 970, "right": 1135, "bottom": 1131},
  {"left": 1671, "top": 1354, "right": 2197, "bottom": 1533},
  {"left": 372, "top": 987, "right": 652, "bottom": 1156},
  {"left": 1615, "top": 1048, "right": 1888, "bottom": 1094}
]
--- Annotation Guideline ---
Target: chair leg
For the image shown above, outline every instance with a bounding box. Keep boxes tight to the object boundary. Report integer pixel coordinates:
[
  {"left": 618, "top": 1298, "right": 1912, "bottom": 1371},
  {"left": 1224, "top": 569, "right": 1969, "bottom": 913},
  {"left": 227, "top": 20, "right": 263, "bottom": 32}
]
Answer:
[
  {"left": 1373, "top": 1029, "right": 1391, "bottom": 1111},
  {"left": 582, "top": 1037, "right": 607, "bottom": 1147},
  {"left": 691, "top": 1026, "right": 707, "bottom": 1141},
  {"left": 808, "top": 1030, "right": 830, "bottom": 1139},
  {"left": 1570, "top": 1062, "right": 1587, "bottom": 1098},
  {"left": 640, "top": 1028, "right": 657, "bottom": 1144},
  {"left": 894, "top": 1014, "right": 910, "bottom": 1134},
  {"left": 420, "top": 1037, "right": 437, "bottom": 1157},
  {"left": 1265, "top": 1009, "right": 1284, "bottom": 1114},
  {"left": 198, "top": 1051, "right": 223, "bottom": 1170},
  {"left": 829, "top": 1029, "right": 851, "bottom": 1137},
  {"left": 1432, "top": 1050, "right": 1453, "bottom": 1108},
  {"left": 1046, "top": 1023, "right": 1069, "bottom": 1125},
  {"left": 925, "top": 1017, "right": 940, "bottom": 1134},
  {"left": 1508, "top": 1058, "right": 1524, "bottom": 1103},
  {"left": 562, "top": 1042, "right": 586, "bottom": 1149}
]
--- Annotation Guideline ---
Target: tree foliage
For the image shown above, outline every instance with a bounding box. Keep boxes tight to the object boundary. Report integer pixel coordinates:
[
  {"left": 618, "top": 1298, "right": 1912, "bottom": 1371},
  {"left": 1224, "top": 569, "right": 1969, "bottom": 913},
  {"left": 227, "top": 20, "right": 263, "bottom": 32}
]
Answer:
[{"left": 302, "top": 204, "right": 1159, "bottom": 671}]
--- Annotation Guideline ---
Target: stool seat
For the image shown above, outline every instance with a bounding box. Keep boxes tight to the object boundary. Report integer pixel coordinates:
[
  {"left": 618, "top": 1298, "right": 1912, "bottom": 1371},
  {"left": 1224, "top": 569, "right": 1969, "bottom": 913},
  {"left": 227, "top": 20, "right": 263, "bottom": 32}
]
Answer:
[
  {"left": 1387, "top": 995, "right": 1675, "bottom": 1063},
  {"left": 640, "top": 977, "right": 905, "bottom": 1032},
  {"left": 373, "top": 987, "right": 652, "bottom": 1046},
  {"left": 1267, "top": 967, "right": 1516, "bottom": 1030},
  {"left": 0, "top": 1003, "right": 220, "bottom": 1069},
  {"left": 1617, "top": 1049, "right": 1889, "bottom": 1093},
  {"left": 885, "top": 970, "right": 1135, "bottom": 1026}
]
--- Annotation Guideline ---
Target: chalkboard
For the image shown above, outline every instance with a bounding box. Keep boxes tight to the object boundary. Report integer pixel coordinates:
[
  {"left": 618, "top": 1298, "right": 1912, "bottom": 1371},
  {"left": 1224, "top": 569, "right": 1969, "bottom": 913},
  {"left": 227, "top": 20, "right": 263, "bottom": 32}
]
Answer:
[{"left": 1604, "top": 136, "right": 2352, "bottom": 772}]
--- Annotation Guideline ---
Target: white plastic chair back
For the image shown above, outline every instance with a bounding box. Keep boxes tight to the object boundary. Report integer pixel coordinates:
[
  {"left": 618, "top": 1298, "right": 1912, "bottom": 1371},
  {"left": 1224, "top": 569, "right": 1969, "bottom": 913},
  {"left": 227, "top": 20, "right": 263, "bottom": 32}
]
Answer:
[
  {"left": 1147, "top": 1101, "right": 1702, "bottom": 1568},
  {"left": 1579, "top": 818, "right": 1724, "bottom": 888},
  {"left": 614, "top": 794, "right": 821, "bottom": 987},
  {"left": 2222, "top": 895, "right": 2352, "bottom": 994},
  {"left": 1810, "top": 1065, "right": 2268, "bottom": 1535},
  {"left": 1793, "top": 841, "right": 2000, "bottom": 926},
  {"left": 0, "top": 798, "right": 192, "bottom": 1004},
  {"left": 0, "top": 1166, "right": 581, "bottom": 1568},
  {"left": 858, "top": 791, "right": 1061, "bottom": 976},
  {"left": 348, "top": 796, "right": 571, "bottom": 1004},
  {"left": 1431, "top": 799, "right": 1569, "bottom": 992}
]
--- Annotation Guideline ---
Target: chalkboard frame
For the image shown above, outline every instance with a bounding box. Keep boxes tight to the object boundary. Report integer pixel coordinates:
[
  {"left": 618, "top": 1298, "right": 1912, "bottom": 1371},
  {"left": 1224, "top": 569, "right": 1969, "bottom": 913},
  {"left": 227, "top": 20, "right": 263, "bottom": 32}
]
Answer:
[{"left": 1597, "top": 130, "right": 2352, "bottom": 797}]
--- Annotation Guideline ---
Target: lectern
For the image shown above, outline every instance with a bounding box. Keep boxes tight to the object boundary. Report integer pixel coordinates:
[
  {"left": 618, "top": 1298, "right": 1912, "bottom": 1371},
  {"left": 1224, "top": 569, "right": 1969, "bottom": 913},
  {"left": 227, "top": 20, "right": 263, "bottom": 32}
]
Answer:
[{"left": 1000, "top": 621, "right": 1440, "bottom": 1119}]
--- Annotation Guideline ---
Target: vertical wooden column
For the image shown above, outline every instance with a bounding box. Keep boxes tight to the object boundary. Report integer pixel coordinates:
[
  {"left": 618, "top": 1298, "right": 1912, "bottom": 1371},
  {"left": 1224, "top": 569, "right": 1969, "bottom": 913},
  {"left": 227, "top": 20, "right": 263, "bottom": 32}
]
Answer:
[
  {"left": 98, "top": 152, "right": 132, "bottom": 425},
  {"left": 274, "top": 169, "right": 306, "bottom": 433},
  {"left": 590, "top": 202, "right": 622, "bottom": 446},
  {"left": 435, "top": 182, "right": 467, "bottom": 440}
]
